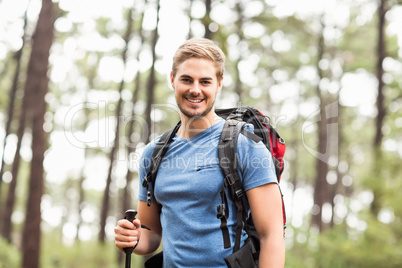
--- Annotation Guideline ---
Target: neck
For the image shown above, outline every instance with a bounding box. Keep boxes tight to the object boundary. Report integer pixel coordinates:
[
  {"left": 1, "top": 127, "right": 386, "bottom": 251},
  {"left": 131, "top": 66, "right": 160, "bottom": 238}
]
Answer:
[{"left": 177, "top": 113, "right": 220, "bottom": 139}]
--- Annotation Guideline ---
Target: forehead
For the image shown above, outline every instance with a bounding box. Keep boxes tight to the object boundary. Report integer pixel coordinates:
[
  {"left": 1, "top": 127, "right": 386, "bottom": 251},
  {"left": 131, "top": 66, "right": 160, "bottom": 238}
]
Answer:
[{"left": 175, "top": 58, "right": 217, "bottom": 79}]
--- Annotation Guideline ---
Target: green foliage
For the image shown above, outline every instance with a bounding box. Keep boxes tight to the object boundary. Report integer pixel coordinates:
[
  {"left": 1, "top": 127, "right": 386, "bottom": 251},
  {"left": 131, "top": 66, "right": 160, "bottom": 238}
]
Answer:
[
  {"left": 286, "top": 215, "right": 402, "bottom": 268},
  {"left": 0, "top": 238, "right": 21, "bottom": 268},
  {"left": 40, "top": 232, "right": 145, "bottom": 268},
  {"left": 316, "top": 218, "right": 402, "bottom": 268}
]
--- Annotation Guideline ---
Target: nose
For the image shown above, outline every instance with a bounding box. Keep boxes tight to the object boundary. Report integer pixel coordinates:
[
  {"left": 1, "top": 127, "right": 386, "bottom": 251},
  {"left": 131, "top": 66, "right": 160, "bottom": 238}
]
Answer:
[{"left": 189, "top": 81, "right": 201, "bottom": 94}]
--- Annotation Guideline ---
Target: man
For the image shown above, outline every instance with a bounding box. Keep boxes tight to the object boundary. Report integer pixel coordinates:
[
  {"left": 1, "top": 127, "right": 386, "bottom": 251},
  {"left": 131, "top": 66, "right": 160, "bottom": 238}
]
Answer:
[{"left": 114, "top": 38, "right": 285, "bottom": 267}]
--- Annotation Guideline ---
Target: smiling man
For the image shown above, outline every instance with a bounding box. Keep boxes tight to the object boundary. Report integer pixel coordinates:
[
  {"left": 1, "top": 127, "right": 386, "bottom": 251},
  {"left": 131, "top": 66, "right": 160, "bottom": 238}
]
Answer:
[
  {"left": 174, "top": 59, "right": 219, "bottom": 118},
  {"left": 172, "top": 56, "right": 223, "bottom": 138},
  {"left": 114, "top": 38, "right": 285, "bottom": 267}
]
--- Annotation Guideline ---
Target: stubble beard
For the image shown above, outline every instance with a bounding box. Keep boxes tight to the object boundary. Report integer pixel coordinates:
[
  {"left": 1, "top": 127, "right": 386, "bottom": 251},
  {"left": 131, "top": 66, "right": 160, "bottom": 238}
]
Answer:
[{"left": 177, "top": 97, "right": 215, "bottom": 120}]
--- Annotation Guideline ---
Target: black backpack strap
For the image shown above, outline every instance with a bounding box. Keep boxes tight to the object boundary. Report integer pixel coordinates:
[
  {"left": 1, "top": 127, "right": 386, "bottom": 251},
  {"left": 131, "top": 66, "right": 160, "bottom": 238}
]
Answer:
[
  {"left": 218, "top": 119, "right": 249, "bottom": 251},
  {"left": 218, "top": 116, "right": 264, "bottom": 252},
  {"left": 239, "top": 128, "right": 262, "bottom": 143},
  {"left": 142, "top": 122, "right": 181, "bottom": 206},
  {"left": 217, "top": 188, "right": 231, "bottom": 249}
]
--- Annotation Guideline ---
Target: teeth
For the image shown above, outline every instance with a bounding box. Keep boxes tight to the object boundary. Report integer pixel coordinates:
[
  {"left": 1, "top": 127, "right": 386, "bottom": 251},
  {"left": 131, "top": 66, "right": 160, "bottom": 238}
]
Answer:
[{"left": 188, "top": 99, "right": 202, "bottom": 103}]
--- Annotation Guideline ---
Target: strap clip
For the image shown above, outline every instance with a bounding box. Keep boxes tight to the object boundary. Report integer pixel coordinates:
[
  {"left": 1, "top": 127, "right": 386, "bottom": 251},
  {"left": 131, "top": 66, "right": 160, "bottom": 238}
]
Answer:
[
  {"left": 235, "top": 189, "right": 244, "bottom": 199},
  {"left": 217, "top": 204, "right": 226, "bottom": 219},
  {"left": 142, "top": 173, "right": 151, "bottom": 187},
  {"left": 225, "top": 174, "right": 235, "bottom": 186}
]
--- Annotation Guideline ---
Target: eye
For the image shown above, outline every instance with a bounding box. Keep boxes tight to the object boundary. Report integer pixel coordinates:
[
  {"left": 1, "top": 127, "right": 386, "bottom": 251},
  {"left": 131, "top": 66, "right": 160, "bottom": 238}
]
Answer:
[
  {"left": 201, "top": 80, "right": 212, "bottom": 85},
  {"left": 181, "top": 78, "right": 192, "bottom": 83}
]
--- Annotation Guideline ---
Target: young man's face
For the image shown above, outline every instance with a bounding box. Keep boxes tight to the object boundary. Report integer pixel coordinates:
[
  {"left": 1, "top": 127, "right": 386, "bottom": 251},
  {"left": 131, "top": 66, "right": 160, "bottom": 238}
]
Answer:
[{"left": 170, "top": 58, "right": 223, "bottom": 121}]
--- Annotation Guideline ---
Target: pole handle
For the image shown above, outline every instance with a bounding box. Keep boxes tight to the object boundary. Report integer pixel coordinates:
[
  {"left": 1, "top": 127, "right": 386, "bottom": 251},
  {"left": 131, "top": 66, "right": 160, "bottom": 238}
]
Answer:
[
  {"left": 123, "top": 209, "right": 137, "bottom": 255},
  {"left": 124, "top": 209, "right": 137, "bottom": 223}
]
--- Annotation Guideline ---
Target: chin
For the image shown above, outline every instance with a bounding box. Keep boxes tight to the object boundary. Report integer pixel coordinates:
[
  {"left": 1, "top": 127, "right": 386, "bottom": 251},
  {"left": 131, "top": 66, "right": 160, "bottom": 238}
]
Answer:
[{"left": 180, "top": 106, "right": 212, "bottom": 119}]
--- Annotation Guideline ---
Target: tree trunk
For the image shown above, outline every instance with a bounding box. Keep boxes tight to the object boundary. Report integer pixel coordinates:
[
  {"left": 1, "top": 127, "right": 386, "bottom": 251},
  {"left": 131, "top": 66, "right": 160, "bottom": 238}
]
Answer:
[
  {"left": 234, "top": 0, "right": 245, "bottom": 101},
  {"left": 1, "top": 82, "right": 29, "bottom": 242},
  {"left": 330, "top": 100, "right": 342, "bottom": 228},
  {"left": 186, "top": 1, "right": 194, "bottom": 39},
  {"left": 99, "top": 6, "right": 135, "bottom": 243},
  {"left": 203, "top": 0, "right": 212, "bottom": 39},
  {"left": 122, "top": 4, "right": 147, "bottom": 215},
  {"left": 21, "top": 1, "right": 56, "bottom": 267},
  {"left": 75, "top": 96, "right": 89, "bottom": 243},
  {"left": 0, "top": 3, "right": 29, "bottom": 205},
  {"left": 312, "top": 16, "right": 329, "bottom": 232},
  {"left": 144, "top": 0, "right": 160, "bottom": 144},
  {"left": 374, "top": 0, "right": 386, "bottom": 149},
  {"left": 75, "top": 51, "right": 100, "bottom": 243},
  {"left": 371, "top": 0, "right": 387, "bottom": 216}
]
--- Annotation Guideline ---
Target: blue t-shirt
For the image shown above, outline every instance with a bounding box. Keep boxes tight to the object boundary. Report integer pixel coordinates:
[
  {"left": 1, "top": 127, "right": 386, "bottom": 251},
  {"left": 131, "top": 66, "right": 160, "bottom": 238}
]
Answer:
[{"left": 138, "top": 119, "right": 277, "bottom": 267}]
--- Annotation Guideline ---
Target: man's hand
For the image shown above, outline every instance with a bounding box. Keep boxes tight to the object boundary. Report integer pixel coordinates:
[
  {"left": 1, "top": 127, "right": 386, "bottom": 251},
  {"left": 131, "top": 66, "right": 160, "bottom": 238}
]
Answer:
[{"left": 114, "top": 218, "right": 142, "bottom": 253}]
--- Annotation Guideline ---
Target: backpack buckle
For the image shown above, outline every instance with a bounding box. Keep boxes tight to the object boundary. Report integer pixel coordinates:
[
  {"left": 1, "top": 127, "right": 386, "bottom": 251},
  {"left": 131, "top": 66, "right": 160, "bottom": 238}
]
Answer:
[
  {"left": 225, "top": 175, "right": 244, "bottom": 199},
  {"left": 142, "top": 178, "right": 149, "bottom": 188},
  {"left": 225, "top": 174, "right": 235, "bottom": 186},
  {"left": 142, "top": 179, "right": 148, "bottom": 188},
  {"left": 217, "top": 204, "right": 226, "bottom": 219},
  {"left": 142, "top": 173, "right": 152, "bottom": 187},
  {"left": 235, "top": 189, "right": 244, "bottom": 199}
]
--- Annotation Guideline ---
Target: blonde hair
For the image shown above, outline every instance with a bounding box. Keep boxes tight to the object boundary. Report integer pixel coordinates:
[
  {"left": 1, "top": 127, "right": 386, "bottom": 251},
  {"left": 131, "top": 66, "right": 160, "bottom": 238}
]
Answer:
[{"left": 172, "top": 38, "right": 225, "bottom": 80}]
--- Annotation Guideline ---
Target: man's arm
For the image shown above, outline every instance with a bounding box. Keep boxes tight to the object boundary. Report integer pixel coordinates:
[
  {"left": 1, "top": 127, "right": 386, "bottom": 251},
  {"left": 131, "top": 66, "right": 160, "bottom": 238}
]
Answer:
[
  {"left": 114, "top": 200, "right": 162, "bottom": 255},
  {"left": 246, "top": 183, "right": 285, "bottom": 267}
]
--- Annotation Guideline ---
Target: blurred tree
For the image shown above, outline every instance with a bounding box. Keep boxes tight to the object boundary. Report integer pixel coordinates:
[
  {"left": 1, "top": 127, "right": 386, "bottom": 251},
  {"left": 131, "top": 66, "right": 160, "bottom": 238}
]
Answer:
[
  {"left": 203, "top": 0, "right": 213, "bottom": 39},
  {"left": 123, "top": 1, "right": 147, "bottom": 215},
  {"left": 371, "top": 0, "right": 388, "bottom": 216},
  {"left": 186, "top": 1, "right": 194, "bottom": 39},
  {"left": 21, "top": 0, "right": 57, "bottom": 267},
  {"left": 144, "top": 0, "right": 161, "bottom": 144},
  {"left": 311, "top": 16, "right": 330, "bottom": 232},
  {"left": 0, "top": 2, "right": 29, "bottom": 242},
  {"left": 233, "top": 0, "right": 245, "bottom": 100},
  {"left": 75, "top": 83, "right": 92, "bottom": 244},
  {"left": 99, "top": 5, "right": 135, "bottom": 243}
]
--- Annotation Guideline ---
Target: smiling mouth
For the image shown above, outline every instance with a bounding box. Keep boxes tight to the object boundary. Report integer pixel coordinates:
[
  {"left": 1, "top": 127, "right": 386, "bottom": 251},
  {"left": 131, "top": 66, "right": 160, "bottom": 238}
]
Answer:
[{"left": 186, "top": 97, "right": 204, "bottom": 104}]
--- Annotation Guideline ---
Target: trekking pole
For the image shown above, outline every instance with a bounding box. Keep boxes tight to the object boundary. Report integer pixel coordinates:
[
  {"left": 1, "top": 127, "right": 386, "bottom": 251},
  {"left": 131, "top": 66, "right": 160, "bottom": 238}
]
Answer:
[{"left": 124, "top": 209, "right": 138, "bottom": 268}]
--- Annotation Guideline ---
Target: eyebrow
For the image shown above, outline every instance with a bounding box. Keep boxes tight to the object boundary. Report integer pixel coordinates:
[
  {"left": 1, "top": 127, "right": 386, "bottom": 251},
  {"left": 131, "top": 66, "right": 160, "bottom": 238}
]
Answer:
[{"left": 179, "top": 74, "right": 213, "bottom": 81}]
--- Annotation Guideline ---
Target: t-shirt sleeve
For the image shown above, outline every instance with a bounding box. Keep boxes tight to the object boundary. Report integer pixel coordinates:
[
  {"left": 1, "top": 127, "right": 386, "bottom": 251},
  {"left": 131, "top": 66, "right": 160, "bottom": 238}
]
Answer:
[
  {"left": 237, "top": 124, "right": 277, "bottom": 192},
  {"left": 137, "top": 139, "right": 157, "bottom": 202}
]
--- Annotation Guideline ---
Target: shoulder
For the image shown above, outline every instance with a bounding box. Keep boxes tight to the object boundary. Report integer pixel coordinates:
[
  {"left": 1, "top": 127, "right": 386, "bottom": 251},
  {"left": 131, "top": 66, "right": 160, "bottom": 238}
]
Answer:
[
  {"left": 139, "top": 135, "right": 162, "bottom": 165},
  {"left": 236, "top": 123, "right": 274, "bottom": 173},
  {"left": 237, "top": 123, "right": 266, "bottom": 152}
]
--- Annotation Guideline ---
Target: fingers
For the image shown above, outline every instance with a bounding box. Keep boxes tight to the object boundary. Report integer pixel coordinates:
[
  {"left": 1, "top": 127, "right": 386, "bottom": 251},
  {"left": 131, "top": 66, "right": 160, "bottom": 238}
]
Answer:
[
  {"left": 114, "top": 219, "right": 142, "bottom": 252},
  {"left": 132, "top": 218, "right": 141, "bottom": 229},
  {"left": 117, "top": 219, "right": 136, "bottom": 229},
  {"left": 114, "top": 233, "right": 139, "bottom": 252}
]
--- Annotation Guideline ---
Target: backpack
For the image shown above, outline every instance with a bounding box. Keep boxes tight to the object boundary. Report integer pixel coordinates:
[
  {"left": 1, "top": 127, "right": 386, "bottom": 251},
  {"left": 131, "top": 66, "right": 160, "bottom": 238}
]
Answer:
[{"left": 142, "top": 106, "right": 286, "bottom": 262}]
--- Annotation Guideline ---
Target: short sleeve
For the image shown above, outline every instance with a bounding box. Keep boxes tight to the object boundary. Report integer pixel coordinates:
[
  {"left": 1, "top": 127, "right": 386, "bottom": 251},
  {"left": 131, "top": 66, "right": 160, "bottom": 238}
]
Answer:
[
  {"left": 137, "top": 139, "right": 158, "bottom": 202},
  {"left": 237, "top": 124, "right": 277, "bottom": 192}
]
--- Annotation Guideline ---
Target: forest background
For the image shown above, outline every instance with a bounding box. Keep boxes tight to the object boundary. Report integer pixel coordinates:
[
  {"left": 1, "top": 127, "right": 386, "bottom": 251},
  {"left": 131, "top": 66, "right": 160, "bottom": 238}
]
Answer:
[{"left": 0, "top": 0, "right": 401, "bottom": 267}]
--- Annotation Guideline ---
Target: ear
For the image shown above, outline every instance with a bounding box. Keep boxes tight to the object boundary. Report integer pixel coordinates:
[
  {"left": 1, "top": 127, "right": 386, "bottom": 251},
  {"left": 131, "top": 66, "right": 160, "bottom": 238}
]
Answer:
[
  {"left": 170, "top": 72, "right": 174, "bottom": 89},
  {"left": 217, "top": 76, "right": 224, "bottom": 93}
]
